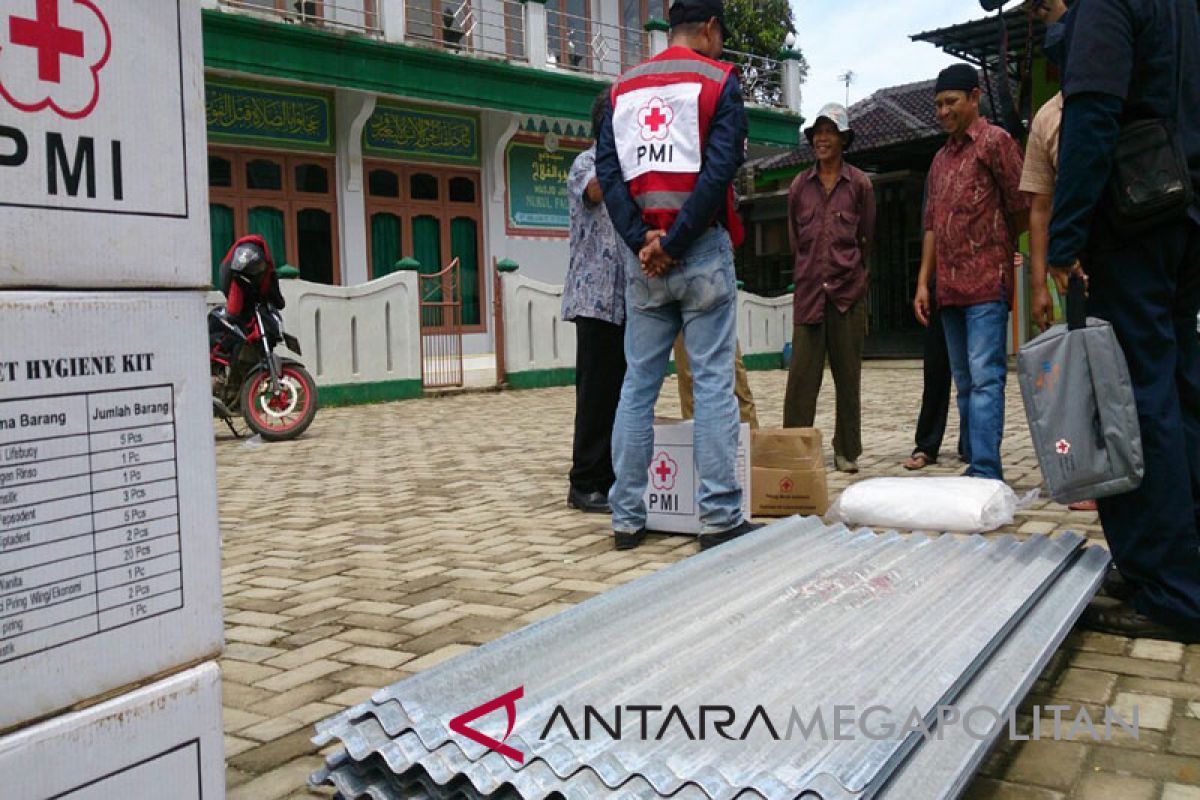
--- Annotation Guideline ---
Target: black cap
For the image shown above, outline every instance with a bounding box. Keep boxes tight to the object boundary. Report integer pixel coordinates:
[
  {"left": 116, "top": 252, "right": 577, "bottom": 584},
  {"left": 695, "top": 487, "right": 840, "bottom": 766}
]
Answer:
[
  {"left": 669, "top": 0, "right": 729, "bottom": 40},
  {"left": 934, "top": 63, "right": 979, "bottom": 95}
]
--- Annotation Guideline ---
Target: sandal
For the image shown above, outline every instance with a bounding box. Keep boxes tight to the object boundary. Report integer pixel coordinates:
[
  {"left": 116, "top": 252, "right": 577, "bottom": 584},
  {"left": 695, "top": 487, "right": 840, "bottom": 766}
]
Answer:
[{"left": 903, "top": 452, "right": 934, "bottom": 470}]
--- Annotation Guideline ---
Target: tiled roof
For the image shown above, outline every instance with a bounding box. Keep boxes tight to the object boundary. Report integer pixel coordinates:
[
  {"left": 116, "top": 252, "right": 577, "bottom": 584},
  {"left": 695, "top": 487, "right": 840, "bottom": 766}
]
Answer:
[{"left": 753, "top": 77, "right": 944, "bottom": 172}]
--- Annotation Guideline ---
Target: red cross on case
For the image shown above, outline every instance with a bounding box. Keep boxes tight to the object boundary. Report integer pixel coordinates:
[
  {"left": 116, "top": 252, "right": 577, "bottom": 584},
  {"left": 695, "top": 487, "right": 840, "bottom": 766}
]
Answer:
[{"left": 9, "top": 0, "right": 85, "bottom": 84}]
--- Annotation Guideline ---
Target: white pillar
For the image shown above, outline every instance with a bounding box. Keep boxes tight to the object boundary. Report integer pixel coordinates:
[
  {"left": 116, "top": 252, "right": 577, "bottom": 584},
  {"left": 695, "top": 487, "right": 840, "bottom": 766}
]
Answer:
[
  {"left": 335, "top": 89, "right": 377, "bottom": 286},
  {"left": 381, "top": 0, "right": 406, "bottom": 43},
  {"left": 781, "top": 49, "right": 804, "bottom": 116},
  {"left": 524, "top": 0, "right": 549, "bottom": 67},
  {"left": 646, "top": 18, "right": 668, "bottom": 57}
]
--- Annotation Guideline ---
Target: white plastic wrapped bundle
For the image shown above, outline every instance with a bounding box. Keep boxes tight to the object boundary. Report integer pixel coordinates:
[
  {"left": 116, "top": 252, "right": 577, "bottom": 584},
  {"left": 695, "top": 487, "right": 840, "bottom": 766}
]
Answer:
[{"left": 826, "top": 477, "right": 1028, "bottom": 533}]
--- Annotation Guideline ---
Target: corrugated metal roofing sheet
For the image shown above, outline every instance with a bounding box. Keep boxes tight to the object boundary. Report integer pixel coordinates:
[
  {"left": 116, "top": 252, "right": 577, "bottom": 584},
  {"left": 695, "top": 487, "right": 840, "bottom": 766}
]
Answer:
[
  {"left": 878, "top": 544, "right": 1108, "bottom": 799},
  {"left": 313, "top": 517, "right": 1107, "bottom": 799}
]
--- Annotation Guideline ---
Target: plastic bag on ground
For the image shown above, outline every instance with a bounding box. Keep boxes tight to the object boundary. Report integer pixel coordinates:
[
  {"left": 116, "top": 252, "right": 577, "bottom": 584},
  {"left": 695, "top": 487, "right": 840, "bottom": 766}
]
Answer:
[{"left": 825, "top": 477, "right": 1023, "bottom": 533}]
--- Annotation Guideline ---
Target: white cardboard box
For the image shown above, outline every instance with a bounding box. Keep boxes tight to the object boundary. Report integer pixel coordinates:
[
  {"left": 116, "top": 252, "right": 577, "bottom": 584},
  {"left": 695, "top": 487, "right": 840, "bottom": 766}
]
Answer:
[
  {"left": 0, "top": 662, "right": 224, "bottom": 800},
  {"left": 0, "top": 0, "right": 210, "bottom": 288},
  {"left": 0, "top": 292, "right": 222, "bottom": 730},
  {"left": 643, "top": 419, "right": 751, "bottom": 534}
]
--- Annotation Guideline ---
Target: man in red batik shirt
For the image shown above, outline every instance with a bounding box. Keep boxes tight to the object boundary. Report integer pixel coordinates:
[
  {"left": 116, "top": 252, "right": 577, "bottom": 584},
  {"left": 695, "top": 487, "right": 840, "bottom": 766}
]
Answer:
[{"left": 913, "top": 64, "right": 1028, "bottom": 482}]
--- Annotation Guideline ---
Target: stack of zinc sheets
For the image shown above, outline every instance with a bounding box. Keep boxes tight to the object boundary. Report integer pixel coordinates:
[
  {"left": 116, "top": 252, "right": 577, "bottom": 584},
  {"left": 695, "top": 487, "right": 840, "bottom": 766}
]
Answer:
[{"left": 312, "top": 517, "right": 1108, "bottom": 800}]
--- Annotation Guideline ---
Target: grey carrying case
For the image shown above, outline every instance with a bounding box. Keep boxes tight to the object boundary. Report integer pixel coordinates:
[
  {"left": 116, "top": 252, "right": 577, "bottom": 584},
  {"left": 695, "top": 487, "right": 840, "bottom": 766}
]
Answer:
[{"left": 1017, "top": 275, "right": 1143, "bottom": 503}]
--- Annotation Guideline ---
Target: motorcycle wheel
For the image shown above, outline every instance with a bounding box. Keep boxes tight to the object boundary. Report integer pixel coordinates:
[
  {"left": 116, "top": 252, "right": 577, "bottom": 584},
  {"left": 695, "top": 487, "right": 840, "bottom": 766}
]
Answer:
[{"left": 240, "top": 364, "right": 318, "bottom": 441}]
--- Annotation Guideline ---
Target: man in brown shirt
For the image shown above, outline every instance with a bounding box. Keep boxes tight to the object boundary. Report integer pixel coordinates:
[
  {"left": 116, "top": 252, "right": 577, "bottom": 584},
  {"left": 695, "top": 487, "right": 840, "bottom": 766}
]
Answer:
[
  {"left": 914, "top": 64, "right": 1029, "bottom": 482},
  {"left": 783, "top": 103, "right": 876, "bottom": 472}
]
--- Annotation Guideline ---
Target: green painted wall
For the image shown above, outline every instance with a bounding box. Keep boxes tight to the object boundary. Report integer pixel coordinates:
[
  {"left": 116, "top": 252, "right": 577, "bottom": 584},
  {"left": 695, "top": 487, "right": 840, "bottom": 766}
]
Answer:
[
  {"left": 201, "top": 11, "right": 799, "bottom": 147},
  {"left": 318, "top": 379, "right": 424, "bottom": 406}
]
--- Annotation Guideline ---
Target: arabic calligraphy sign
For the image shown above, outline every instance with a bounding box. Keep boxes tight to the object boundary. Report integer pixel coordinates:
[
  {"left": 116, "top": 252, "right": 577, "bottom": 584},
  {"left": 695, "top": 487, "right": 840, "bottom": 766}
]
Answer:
[
  {"left": 506, "top": 136, "right": 588, "bottom": 234},
  {"left": 205, "top": 81, "right": 332, "bottom": 151},
  {"left": 364, "top": 104, "right": 479, "bottom": 164}
]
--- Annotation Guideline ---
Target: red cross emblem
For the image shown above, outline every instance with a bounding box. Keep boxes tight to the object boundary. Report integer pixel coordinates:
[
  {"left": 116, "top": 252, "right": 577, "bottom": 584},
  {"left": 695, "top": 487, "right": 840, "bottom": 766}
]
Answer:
[
  {"left": 650, "top": 451, "right": 678, "bottom": 491},
  {"left": 637, "top": 97, "right": 674, "bottom": 142},
  {"left": 779, "top": 477, "right": 794, "bottom": 493},
  {"left": 1055, "top": 439, "right": 1071, "bottom": 455},
  {"left": 0, "top": 0, "right": 111, "bottom": 119}
]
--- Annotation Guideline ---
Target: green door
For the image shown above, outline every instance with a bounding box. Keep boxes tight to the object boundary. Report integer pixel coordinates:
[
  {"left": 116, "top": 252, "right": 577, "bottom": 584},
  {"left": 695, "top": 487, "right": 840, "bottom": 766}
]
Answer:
[
  {"left": 370, "top": 212, "right": 403, "bottom": 278},
  {"left": 413, "top": 215, "right": 443, "bottom": 327},
  {"left": 451, "top": 217, "right": 480, "bottom": 326}
]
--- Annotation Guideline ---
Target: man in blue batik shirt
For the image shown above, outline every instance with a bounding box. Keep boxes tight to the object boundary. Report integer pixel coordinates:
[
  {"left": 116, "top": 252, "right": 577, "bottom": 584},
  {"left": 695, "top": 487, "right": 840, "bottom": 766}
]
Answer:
[
  {"left": 561, "top": 91, "right": 627, "bottom": 515},
  {"left": 1048, "top": 0, "right": 1200, "bottom": 642}
]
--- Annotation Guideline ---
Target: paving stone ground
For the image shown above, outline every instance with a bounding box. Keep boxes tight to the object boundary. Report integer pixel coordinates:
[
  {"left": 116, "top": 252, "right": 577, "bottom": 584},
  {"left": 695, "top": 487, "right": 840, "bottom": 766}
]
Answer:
[{"left": 215, "top": 362, "right": 1200, "bottom": 799}]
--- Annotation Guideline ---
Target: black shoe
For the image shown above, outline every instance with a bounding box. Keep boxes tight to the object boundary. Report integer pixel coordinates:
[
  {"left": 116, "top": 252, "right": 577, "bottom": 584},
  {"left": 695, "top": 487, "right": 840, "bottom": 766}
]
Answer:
[
  {"left": 1080, "top": 597, "right": 1200, "bottom": 644},
  {"left": 1096, "top": 566, "right": 1136, "bottom": 603},
  {"left": 614, "top": 528, "right": 646, "bottom": 550},
  {"left": 568, "top": 486, "right": 611, "bottom": 514},
  {"left": 698, "top": 520, "right": 765, "bottom": 551}
]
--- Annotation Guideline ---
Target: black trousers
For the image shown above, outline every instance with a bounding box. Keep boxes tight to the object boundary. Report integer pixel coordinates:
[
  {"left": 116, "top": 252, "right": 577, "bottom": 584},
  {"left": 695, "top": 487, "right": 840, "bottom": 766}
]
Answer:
[
  {"left": 1089, "top": 218, "right": 1200, "bottom": 633},
  {"left": 913, "top": 290, "right": 963, "bottom": 461},
  {"left": 570, "top": 317, "right": 627, "bottom": 493}
]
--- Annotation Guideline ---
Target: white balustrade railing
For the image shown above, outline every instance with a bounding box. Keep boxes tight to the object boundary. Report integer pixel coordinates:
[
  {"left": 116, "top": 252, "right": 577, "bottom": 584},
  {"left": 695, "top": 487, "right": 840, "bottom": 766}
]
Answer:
[
  {"left": 219, "top": 0, "right": 383, "bottom": 36},
  {"left": 723, "top": 48, "right": 786, "bottom": 109},
  {"left": 403, "top": 0, "right": 527, "bottom": 62},
  {"left": 546, "top": 9, "right": 645, "bottom": 76}
]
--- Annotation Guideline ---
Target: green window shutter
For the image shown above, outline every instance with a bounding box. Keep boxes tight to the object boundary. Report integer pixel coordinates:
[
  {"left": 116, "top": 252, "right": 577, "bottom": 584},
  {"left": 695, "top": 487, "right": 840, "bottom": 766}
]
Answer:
[
  {"left": 248, "top": 205, "right": 287, "bottom": 270},
  {"left": 209, "top": 204, "right": 235, "bottom": 288},
  {"left": 451, "top": 217, "right": 479, "bottom": 325},
  {"left": 371, "top": 213, "right": 403, "bottom": 278}
]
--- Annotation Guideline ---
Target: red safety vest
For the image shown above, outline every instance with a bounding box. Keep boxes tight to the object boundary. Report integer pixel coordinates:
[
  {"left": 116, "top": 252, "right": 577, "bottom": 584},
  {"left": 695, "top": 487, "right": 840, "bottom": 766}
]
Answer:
[{"left": 610, "top": 45, "right": 744, "bottom": 247}]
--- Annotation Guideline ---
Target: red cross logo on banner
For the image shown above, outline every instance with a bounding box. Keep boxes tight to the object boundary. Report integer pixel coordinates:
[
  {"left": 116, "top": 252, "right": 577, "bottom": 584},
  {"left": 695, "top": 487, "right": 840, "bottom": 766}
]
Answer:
[
  {"left": 1055, "top": 439, "right": 1071, "bottom": 455},
  {"left": 637, "top": 97, "right": 674, "bottom": 141},
  {"left": 650, "top": 451, "right": 678, "bottom": 491},
  {"left": 779, "top": 477, "right": 794, "bottom": 493},
  {"left": 0, "top": 0, "right": 111, "bottom": 119}
]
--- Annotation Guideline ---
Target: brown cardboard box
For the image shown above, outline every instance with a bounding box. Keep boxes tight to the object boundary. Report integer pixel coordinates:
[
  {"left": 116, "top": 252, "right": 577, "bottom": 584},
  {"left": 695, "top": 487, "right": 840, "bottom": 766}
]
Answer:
[
  {"left": 752, "top": 428, "right": 824, "bottom": 469},
  {"left": 751, "top": 467, "right": 830, "bottom": 516},
  {"left": 750, "top": 428, "right": 830, "bottom": 516}
]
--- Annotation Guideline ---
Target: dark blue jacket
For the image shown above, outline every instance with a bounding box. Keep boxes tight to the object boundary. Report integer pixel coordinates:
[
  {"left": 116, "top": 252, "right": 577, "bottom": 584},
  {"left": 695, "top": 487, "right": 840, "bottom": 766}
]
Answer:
[
  {"left": 595, "top": 70, "right": 748, "bottom": 260},
  {"left": 1049, "top": 0, "right": 1200, "bottom": 267}
]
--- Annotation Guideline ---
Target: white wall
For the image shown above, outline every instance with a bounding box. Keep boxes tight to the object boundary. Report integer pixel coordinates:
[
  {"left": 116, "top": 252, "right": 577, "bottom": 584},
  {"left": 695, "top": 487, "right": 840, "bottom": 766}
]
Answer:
[
  {"left": 499, "top": 271, "right": 793, "bottom": 375},
  {"left": 738, "top": 292, "right": 793, "bottom": 356},
  {"left": 209, "top": 272, "right": 422, "bottom": 387},
  {"left": 480, "top": 109, "right": 572, "bottom": 288},
  {"left": 501, "top": 272, "right": 577, "bottom": 373},
  {"left": 207, "top": 272, "right": 789, "bottom": 389}
]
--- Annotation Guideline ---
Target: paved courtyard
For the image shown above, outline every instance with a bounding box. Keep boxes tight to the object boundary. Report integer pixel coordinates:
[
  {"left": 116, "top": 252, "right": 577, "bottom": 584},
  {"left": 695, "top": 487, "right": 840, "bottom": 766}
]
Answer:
[{"left": 215, "top": 362, "right": 1200, "bottom": 800}]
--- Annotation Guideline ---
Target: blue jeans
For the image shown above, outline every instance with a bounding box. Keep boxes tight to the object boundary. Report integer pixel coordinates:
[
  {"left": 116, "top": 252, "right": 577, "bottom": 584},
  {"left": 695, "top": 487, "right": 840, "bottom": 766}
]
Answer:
[
  {"left": 941, "top": 301, "right": 1008, "bottom": 481},
  {"left": 609, "top": 228, "right": 742, "bottom": 534}
]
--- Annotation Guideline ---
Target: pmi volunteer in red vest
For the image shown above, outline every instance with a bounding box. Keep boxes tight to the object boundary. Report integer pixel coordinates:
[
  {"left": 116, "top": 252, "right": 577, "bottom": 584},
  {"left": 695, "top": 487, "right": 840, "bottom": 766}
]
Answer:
[{"left": 595, "top": 0, "right": 762, "bottom": 552}]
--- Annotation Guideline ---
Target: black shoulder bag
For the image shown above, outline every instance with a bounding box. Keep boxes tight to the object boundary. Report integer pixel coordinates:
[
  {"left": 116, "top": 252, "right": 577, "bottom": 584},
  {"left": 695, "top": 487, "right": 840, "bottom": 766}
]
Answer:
[{"left": 1105, "top": 10, "right": 1195, "bottom": 235}]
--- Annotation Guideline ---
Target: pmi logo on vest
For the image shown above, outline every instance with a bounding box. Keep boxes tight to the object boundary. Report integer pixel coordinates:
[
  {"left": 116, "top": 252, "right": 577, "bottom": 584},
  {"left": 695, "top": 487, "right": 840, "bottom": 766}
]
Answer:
[
  {"left": 614, "top": 83, "right": 702, "bottom": 180},
  {"left": 0, "top": 0, "right": 191, "bottom": 217},
  {"left": 446, "top": 687, "right": 1141, "bottom": 762}
]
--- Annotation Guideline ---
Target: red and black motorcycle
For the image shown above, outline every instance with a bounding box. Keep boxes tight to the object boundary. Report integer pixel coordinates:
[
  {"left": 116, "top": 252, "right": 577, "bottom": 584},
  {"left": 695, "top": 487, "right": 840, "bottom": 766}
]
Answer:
[{"left": 209, "top": 303, "right": 318, "bottom": 441}]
